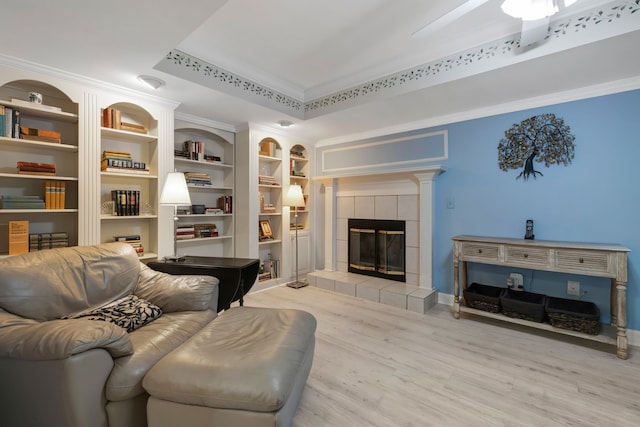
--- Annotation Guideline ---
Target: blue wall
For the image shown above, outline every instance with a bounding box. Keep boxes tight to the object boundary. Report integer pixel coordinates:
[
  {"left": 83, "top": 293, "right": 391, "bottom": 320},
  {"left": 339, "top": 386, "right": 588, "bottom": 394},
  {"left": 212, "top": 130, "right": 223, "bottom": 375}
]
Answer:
[{"left": 432, "top": 89, "right": 640, "bottom": 329}]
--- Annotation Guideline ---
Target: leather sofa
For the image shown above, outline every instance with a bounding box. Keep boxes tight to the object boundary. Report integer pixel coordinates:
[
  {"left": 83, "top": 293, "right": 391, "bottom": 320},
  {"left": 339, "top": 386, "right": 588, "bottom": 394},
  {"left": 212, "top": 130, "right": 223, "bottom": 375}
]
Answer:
[{"left": 0, "top": 243, "right": 220, "bottom": 427}]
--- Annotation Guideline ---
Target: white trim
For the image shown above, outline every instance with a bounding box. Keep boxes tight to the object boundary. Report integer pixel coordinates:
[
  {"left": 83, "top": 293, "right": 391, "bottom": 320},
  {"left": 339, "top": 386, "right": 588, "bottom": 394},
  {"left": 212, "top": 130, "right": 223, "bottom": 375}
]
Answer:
[
  {"left": 0, "top": 53, "right": 179, "bottom": 110},
  {"left": 316, "top": 75, "right": 640, "bottom": 147},
  {"left": 174, "top": 111, "right": 235, "bottom": 133}
]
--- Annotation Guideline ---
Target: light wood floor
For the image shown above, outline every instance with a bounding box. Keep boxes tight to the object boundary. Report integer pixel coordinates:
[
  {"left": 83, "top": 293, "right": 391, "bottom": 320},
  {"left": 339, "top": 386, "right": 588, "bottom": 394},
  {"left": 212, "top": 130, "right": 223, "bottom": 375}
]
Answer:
[{"left": 243, "top": 285, "right": 640, "bottom": 427}]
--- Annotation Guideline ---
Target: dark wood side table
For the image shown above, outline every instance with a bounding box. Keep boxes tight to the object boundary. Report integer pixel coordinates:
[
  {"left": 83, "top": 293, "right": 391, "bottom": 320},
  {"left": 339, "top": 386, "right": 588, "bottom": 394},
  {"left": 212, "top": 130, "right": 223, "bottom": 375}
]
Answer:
[{"left": 147, "top": 256, "right": 260, "bottom": 312}]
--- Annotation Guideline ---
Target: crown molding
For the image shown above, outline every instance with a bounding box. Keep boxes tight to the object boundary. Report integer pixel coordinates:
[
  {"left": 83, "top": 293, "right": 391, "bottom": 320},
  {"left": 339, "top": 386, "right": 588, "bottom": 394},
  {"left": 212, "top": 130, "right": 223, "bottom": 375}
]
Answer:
[{"left": 0, "top": 53, "right": 180, "bottom": 110}]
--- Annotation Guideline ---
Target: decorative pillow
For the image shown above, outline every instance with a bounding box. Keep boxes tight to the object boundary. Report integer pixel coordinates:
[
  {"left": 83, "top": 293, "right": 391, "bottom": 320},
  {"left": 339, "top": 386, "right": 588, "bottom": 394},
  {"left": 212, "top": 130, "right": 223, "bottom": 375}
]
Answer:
[{"left": 63, "top": 295, "right": 162, "bottom": 332}]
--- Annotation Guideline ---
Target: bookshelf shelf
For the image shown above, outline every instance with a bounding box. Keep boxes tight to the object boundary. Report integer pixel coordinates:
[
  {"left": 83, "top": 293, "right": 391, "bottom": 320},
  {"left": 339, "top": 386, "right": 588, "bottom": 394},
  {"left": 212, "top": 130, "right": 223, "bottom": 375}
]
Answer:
[
  {"left": 0, "top": 137, "right": 78, "bottom": 152},
  {"left": 0, "top": 172, "right": 78, "bottom": 181},
  {"left": 100, "top": 127, "right": 157, "bottom": 143},
  {"left": 175, "top": 158, "right": 232, "bottom": 169},
  {"left": 100, "top": 172, "right": 158, "bottom": 179},
  {"left": 0, "top": 80, "right": 80, "bottom": 254},
  {"left": 173, "top": 118, "right": 235, "bottom": 258},
  {"left": 0, "top": 100, "right": 78, "bottom": 123},
  {"left": 100, "top": 214, "right": 158, "bottom": 220},
  {"left": 99, "top": 102, "right": 159, "bottom": 259}
]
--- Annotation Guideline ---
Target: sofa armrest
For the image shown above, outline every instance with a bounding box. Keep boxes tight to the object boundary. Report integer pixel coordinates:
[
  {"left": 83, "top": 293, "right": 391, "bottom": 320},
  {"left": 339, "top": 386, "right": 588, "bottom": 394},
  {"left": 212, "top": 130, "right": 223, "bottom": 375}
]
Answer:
[
  {"left": 0, "top": 310, "right": 132, "bottom": 361},
  {"left": 135, "top": 264, "right": 219, "bottom": 312}
]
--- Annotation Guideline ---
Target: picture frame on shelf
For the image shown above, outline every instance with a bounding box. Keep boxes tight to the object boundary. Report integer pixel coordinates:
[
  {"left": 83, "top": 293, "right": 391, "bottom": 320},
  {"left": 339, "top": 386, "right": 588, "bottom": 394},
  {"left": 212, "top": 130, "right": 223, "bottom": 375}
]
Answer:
[{"left": 259, "top": 219, "right": 273, "bottom": 240}]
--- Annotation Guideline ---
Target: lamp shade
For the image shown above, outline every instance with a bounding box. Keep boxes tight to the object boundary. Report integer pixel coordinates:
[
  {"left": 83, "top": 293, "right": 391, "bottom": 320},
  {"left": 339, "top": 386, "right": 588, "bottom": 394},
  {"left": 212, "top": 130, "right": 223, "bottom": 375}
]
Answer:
[
  {"left": 159, "top": 172, "right": 192, "bottom": 205},
  {"left": 501, "top": 0, "right": 558, "bottom": 21},
  {"left": 285, "top": 184, "right": 305, "bottom": 208}
]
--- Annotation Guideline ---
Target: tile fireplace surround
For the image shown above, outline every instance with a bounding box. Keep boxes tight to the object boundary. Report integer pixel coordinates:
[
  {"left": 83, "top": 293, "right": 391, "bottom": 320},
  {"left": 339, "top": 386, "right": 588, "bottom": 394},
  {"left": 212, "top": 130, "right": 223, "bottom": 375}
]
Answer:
[{"left": 311, "top": 166, "right": 444, "bottom": 314}]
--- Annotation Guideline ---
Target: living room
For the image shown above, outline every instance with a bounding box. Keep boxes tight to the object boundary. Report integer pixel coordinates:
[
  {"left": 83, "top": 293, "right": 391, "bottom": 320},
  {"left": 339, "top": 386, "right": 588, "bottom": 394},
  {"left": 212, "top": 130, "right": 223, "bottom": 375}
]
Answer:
[{"left": 1, "top": 1, "right": 640, "bottom": 426}]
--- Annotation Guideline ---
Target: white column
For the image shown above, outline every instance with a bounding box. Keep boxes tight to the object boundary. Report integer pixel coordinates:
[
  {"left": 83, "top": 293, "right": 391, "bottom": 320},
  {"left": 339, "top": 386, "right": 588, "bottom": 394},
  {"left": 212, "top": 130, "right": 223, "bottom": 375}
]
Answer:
[
  {"left": 321, "top": 178, "right": 337, "bottom": 271},
  {"left": 414, "top": 169, "right": 444, "bottom": 289}
]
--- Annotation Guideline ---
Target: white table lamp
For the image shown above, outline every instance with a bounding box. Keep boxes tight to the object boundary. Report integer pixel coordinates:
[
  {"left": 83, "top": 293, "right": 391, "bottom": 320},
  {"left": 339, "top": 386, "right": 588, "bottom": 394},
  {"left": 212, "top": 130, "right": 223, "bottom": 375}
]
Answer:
[
  {"left": 285, "top": 184, "right": 307, "bottom": 288},
  {"left": 159, "top": 172, "right": 191, "bottom": 261}
]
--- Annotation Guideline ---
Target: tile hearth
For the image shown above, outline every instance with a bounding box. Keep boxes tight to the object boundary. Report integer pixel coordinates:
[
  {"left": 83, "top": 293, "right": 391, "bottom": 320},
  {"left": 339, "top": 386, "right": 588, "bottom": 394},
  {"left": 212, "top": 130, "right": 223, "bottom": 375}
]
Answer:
[{"left": 307, "top": 270, "right": 437, "bottom": 314}]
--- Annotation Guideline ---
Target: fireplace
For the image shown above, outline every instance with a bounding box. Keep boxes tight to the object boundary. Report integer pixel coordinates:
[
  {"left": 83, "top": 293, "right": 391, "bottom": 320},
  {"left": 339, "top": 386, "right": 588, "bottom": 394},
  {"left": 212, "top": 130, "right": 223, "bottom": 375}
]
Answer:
[{"left": 348, "top": 219, "right": 406, "bottom": 282}]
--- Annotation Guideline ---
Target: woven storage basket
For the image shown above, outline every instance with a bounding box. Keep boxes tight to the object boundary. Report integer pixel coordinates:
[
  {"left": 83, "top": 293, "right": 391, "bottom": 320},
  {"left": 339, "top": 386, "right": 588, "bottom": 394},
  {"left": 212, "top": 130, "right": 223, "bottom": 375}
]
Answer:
[
  {"left": 500, "top": 289, "right": 546, "bottom": 322},
  {"left": 463, "top": 283, "right": 505, "bottom": 313},
  {"left": 545, "top": 296, "right": 601, "bottom": 335}
]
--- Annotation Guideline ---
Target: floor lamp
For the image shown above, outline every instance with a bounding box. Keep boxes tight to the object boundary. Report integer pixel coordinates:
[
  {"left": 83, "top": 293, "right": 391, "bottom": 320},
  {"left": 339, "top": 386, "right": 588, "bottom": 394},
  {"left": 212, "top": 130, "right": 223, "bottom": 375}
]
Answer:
[
  {"left": 159, "top": 172, "right": 192, "bottom": 261},
  {"left": 286, "top": 184, "right": 307, "bottom": 288}
]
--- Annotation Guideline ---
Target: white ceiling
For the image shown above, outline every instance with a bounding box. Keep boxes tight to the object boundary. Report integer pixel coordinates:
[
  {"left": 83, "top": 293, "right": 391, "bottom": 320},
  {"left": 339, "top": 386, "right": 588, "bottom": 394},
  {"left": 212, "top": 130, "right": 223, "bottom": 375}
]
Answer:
[{"left": 0, "top": 0, "right": 638, "bottom": 143}]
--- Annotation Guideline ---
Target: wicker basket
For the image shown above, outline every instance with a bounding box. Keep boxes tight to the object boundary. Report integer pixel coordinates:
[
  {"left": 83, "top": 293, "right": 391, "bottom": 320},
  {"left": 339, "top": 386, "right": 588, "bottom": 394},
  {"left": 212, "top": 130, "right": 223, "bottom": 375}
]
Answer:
[
  {"left": 546, "top": 297, "right": 601, "bottom": 335},
  {"left": 500, "top": 290, "right": 546, "bottom": 323},
  {"left": 463, "top": 283, "right": 505, "bottom": 313}
]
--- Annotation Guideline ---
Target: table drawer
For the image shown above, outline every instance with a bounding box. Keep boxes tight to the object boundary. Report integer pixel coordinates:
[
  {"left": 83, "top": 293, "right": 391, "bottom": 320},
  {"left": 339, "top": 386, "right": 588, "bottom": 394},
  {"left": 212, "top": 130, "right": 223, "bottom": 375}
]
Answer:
[
  {"left": 460, "top": 242, "right": 499, "bottom": 261},
  {"left": 505, "top": 246, "right": 549, "bottom": 268},
  {"left": 556, "top": 250, "right": 610, "bottom": 275}
]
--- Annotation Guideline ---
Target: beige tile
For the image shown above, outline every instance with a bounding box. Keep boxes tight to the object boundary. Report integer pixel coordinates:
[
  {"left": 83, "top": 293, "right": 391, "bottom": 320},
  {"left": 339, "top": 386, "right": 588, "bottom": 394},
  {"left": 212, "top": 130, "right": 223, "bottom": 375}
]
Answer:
[
  {"left": 354, "top": 196, "right": 374, "bottom": 218},
  {"left": 374, "top": 195, "right": 397, "bottom": 219},
  {"left": 316, "top": 276, "right": 335, "bottom": 291},
  {"left": 397, "top": 194, "right": 419, "bottom": 221},
  {"left": 337, "top": 196, "right": 354, "bottom": 219},
  {"left": 408, "top": 288, "right": 438, "bottom": 313},
  {"left": 335, "top": 280, "right": 356, "bottom": 296},
  {"left": 336, "top": 217, "right": 348, "bottom": 241},
  {"left": 406, "top": 246, "right": 418, "bottom": 275},
  {"left": 355, "top": 277, "right": 389, "bottom": 302},
  {"left": 405, "top": 220, "right": 419, "bottom": 248}
]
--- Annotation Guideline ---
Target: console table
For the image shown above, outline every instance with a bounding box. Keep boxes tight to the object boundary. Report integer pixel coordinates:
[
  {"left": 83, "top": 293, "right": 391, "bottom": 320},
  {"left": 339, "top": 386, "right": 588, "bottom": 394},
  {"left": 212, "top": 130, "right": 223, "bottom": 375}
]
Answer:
[
  {"left": 148, "top": 256, "right": 260, "bottom": 312},
  {"left": 452, "top": 235, "right": 630, "bottom": 359}
]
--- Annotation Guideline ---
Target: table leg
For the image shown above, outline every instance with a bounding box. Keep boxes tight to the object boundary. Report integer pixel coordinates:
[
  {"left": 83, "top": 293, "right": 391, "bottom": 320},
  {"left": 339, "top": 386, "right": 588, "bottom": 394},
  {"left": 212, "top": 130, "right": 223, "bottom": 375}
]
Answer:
[
  {"left": 616, "top": 280, "right": 628, "bottom": 359},
  {"left": 453, "top": 257, "right": 460, "bottom": 319}
]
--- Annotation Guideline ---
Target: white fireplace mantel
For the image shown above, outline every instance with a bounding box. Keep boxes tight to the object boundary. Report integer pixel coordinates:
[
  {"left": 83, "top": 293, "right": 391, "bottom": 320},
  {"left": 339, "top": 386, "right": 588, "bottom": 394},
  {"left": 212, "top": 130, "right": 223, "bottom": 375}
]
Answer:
[{"left": 315, "top": 166, "right": 445, "bottom": 289}]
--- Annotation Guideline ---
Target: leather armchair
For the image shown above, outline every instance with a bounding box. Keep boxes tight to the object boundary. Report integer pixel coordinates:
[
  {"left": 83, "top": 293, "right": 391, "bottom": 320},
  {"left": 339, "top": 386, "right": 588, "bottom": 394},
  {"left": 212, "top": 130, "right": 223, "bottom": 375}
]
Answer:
[{"left": 0, "top": 243, "right": 219, "bottom": 427}]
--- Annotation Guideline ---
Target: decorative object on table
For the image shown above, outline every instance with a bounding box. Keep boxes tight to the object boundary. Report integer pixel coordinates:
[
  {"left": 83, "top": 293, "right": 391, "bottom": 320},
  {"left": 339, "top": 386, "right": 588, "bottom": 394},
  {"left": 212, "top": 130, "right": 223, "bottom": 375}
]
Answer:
[
  {"left": 159, "top": 172, "right": 192, "bottom": 261},
  {"left": 285, "top": 184, "right": 307, "bottom": 289},
  {"left": 498, "top": 113, "right": 575, "bottom": 181},
  {"left": 524, "top": 219, "right": 534, "bottom": 240}
]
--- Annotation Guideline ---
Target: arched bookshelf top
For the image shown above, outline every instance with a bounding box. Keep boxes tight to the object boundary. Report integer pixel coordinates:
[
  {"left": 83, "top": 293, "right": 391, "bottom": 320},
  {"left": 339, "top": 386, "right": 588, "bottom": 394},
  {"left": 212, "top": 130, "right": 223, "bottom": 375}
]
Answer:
[
  {"left": 258, "top": 137, "right": 281, "bottom": 159},
  {"left": 0, "top": 79, "right": 78, "bottom": 115}
]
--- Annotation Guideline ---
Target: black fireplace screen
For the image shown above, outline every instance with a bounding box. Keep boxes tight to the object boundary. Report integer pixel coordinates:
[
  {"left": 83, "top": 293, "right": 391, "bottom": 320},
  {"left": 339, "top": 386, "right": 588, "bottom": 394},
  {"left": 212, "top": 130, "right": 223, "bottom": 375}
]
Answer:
[{"left": 348, "top": 219, "right": 406, "bottom": 282}]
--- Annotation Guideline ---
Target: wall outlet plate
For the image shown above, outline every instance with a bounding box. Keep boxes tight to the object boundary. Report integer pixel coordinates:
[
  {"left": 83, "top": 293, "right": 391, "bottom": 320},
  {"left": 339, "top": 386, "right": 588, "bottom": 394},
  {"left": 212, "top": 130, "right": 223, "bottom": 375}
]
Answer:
[
  {"left": 567, "top": 280, "right": 580, "bottom": 296},
  {"left": 509, "top": 273, "right": 524, "bottom": 290}
]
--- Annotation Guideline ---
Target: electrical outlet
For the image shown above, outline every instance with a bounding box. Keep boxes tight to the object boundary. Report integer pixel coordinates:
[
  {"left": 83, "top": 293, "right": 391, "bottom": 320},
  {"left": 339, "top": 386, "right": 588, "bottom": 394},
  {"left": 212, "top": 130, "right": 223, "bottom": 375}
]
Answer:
[
  {"left": 567, "top": 280, "right": 580, "bottom": 296},
  {"left": 509, "top": 273, "right": 524, "bottom": 290}
]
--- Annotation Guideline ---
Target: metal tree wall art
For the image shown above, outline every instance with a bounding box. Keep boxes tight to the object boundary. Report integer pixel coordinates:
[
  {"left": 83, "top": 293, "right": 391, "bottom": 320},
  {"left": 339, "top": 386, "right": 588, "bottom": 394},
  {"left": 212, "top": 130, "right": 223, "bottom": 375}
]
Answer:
[{"left": 498, "top": 113, "right": 575, "bottom": 180}]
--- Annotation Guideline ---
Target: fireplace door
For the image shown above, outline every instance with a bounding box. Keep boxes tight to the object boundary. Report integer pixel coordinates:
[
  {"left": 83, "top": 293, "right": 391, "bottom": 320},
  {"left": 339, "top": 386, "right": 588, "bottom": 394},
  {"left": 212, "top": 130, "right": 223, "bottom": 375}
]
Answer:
[{"left": 348, "top": 219, "right": 405, "bottom": 282}]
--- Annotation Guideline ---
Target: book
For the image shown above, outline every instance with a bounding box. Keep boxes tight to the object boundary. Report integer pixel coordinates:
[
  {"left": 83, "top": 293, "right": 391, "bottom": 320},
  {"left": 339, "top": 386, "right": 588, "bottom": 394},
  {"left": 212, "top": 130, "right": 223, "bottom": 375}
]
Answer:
[
  {"left": 101, "top": 166, "right": 150, "bottom": 175},
  {"left": 9, "top": 220, "right": 29, "bottom": 255},
  {"left": 120, "top": 121, "right": 147, "bottom": 134},
  {"left": 20, "top": 134, "right": 61, "bottom": 144},
  {"left": 20, "top": 126, "right": 61, "bottom": 139},
  {"left": 114, "top": 234, "right": 141, "bottom": 242}
]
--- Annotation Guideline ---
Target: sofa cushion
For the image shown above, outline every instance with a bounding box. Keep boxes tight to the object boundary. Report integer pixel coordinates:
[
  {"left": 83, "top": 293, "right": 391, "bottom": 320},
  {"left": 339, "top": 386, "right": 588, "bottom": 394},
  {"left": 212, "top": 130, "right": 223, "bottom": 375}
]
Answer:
[
  {"left": 63, "top": 295, "right": 162, "bottom": 333},
  {"left": 105, "top": 309, "right": 217, "bottom": 402},
  {"left": 0, "top": 243, "right": 141, "bottom": 321},
  {"left": 135, "top": 264, "right": 219, "bottom": 313}
]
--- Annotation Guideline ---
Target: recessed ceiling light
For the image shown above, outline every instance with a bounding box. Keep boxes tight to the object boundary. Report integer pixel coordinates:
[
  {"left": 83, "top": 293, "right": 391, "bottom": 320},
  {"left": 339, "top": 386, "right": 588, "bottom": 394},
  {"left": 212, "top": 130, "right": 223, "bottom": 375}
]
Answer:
[
  {"left": 137, "top": 75, "right": 165, "bottom": 90},
  {"left": 277, "top": 120, "right": 294, "bottom": 128}
]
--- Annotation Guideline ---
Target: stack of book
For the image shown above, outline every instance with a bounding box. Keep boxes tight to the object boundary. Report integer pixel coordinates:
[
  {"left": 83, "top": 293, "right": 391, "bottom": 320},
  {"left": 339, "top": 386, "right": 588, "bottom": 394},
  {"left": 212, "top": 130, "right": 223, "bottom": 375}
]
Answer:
[
  {"left": 258, "top": 175, "right": 278, "bottom": 185},
  {"left": 17, "top": 161, "right": 56, "bottom": 175},
  {"left": 194, "top": 223, "right": 218, "bottom": 238},
  {"left": 0, "top": 105, "right": 20, "bottom": 138},
  {"left": 102, "top": 108, "right": 148, "bottom": 134},
  {"left": 29, "top": 232, "right": 69, "bottom": 252},
  {"left": 217, "top": 195, "right": 232, "bottom": 213},
  {"left": 113, "top": 234, "right": 144, "bottom": 256},
  {"left": 101, "top": 150, "right": 149, "bottom": 174},
  {"left": 0, "top": 195, "right": 45, "bottom": 209},
  {"left": 205, "top": 207, "right": 224, "bottom": 215},
  {"left": 20, "top": 127, "right": 61, "bottom": 144},
  {"left": 176, "top": 225, "right": 195, "bottom": 240},
  {"left": 44, "top": 181, "right": 66, "bottom": 209},
  {"left": 184, "top": 172, "right": 211, "bottom": 186},
  {"left": 111, "top": 190, "right": 140, "bottom": 216}
]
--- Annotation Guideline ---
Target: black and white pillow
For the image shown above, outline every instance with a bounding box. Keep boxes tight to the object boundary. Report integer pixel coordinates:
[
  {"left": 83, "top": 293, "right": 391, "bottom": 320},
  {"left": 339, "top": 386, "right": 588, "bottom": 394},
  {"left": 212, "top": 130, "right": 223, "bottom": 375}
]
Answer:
[{"left": 63, "top": 295, "right": 162, "bottom": 332}]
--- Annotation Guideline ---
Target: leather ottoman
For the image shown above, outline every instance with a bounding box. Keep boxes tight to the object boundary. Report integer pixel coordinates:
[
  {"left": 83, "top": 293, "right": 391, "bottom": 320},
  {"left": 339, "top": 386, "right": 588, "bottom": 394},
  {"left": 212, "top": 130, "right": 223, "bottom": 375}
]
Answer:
[{"left": 143, "top": 306, "right": 316, "bottom": 427}]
